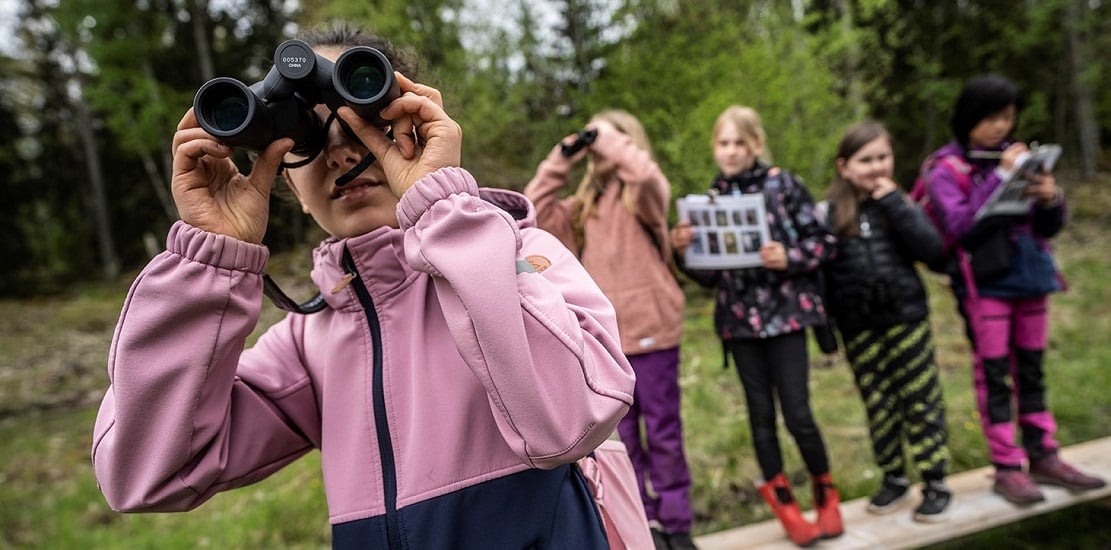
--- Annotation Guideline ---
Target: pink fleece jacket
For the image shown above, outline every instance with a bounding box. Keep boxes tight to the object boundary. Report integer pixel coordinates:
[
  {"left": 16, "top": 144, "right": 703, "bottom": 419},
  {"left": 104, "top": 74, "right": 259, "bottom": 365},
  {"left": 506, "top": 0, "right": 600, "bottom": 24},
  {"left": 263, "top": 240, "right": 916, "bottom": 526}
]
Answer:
[
  {"left": 92, "top": 167, "right": 634, "bottom": 527},
  {"left": 524, "top": 133, "right": 684, "bottom": 355}
]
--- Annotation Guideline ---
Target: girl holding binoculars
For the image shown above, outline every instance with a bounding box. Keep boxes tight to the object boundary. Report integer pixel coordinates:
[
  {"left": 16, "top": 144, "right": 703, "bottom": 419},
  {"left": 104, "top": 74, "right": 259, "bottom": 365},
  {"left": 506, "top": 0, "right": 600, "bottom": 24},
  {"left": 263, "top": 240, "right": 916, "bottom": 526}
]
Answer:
[
  {"left": 91, "top": 22, "right": 635, "bottom": 549},
  {"left": 525, "top": 111, "right": 697, "bottom": 550}
]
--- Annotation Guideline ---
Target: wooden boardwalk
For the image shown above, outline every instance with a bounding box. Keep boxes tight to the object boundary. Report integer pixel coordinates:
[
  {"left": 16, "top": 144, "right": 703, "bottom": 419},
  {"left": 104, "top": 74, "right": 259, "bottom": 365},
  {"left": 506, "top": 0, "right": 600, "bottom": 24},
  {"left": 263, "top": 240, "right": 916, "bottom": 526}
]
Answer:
[{"left": 693, "top": 436, "right": 1111, "bottom": 549}]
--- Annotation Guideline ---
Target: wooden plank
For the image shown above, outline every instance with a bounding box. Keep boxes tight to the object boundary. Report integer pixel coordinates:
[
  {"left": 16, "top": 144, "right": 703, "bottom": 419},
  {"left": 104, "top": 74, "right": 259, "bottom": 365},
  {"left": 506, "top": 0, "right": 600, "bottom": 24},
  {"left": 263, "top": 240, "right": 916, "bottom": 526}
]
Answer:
[{"left": 693, "top": 436, "right": 1111, "bottom": 550}]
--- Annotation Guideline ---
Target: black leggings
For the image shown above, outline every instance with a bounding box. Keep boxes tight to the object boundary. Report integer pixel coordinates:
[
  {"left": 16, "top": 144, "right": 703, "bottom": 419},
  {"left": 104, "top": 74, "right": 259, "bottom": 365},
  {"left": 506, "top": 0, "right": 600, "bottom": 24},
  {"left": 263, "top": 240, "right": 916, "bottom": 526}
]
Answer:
[{"left": 727, "top": 331, "right": 830, "bottom": 481}]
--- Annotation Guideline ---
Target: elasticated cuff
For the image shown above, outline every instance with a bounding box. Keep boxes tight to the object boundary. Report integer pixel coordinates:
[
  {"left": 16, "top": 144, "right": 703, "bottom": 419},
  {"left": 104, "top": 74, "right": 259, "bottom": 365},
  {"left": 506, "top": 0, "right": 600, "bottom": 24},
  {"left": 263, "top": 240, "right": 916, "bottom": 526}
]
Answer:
[
  {"left": 396, "top": 167, "right": 480, "bottom": 229},
  {"left": 166, "top": 221, "right": 269, "bottom": 273}
]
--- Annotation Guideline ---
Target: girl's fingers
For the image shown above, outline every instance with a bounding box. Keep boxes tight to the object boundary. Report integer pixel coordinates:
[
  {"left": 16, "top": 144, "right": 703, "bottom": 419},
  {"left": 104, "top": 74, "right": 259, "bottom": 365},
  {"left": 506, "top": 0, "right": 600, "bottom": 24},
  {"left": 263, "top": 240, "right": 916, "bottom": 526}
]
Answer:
[
  {"left": 173, "top": 138, "right": 231, "bottom": 174},
  {"left": 248, "top": 138, "right": 294, "bottom": 189},
  {"left": 176, "top": 108, "right": 200, "bottom": 132},
  {"left": 336, "top": 107, "right": 395, "bottom": 162},
  {"left": 379, "top": 92, "right": 445, "bottom": 129},
  {"left": 389, "top": 110, "right": 419, "bottom": 160},
  {"left": 395, "top": 72, "right": 444, "bottom": 109}
]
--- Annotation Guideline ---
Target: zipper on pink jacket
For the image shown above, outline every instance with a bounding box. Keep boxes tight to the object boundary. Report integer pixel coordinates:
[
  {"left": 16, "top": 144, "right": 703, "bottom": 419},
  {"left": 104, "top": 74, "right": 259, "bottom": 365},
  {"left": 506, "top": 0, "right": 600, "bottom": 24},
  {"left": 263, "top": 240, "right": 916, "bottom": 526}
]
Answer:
[{"left": 343, "top": 247, "right": 402, "bottom": 548}]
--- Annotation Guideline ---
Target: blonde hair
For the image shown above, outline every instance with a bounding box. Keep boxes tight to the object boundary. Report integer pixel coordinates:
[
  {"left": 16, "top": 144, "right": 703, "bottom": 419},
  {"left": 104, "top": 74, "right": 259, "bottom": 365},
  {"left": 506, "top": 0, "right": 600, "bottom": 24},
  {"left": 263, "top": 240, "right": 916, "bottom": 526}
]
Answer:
[
  {"left": 712, "top": 105, "right": 772, "bottom": 164},
  {"left": 571, "top": 110, "right": 654, "bottom": 249}
]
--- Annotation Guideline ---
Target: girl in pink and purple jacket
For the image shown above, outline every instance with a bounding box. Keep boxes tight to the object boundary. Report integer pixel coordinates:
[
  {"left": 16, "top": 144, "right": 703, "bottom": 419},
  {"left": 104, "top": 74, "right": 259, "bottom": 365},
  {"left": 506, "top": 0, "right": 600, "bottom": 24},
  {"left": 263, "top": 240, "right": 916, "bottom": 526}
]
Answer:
[
  {"left": 924, "top": 75, "right": 1104, "bottom": 506},
  {"left": 91, "top": 24, "right": 634, "bottom": 549}
]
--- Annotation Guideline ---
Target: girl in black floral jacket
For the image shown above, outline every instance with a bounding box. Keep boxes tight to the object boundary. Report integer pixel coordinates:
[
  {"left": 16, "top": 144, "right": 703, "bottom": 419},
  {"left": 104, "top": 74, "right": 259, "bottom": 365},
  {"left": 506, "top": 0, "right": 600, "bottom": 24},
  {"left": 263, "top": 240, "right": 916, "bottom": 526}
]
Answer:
[{"left": 672, "top": 106, "right": 840, "bottom": 548}]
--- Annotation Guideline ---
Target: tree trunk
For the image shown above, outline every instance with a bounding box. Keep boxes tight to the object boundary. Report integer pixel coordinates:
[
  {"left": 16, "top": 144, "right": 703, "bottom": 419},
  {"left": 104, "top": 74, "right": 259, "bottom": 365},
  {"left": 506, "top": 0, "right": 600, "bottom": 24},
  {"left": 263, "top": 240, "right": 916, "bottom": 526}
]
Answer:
[
  {"left": 71, "top": 75, "right": 120, "bottom": 281},
  {"left": 1065, "top": 0, "right": 1099, "bottom": 177},
  {"left": 140, "top": 150, "right": 178, "bottom": 221},
  {"left": 189, "top": 0, "right": 215, "bottom": 81},
  {"left": 835, "top": 0, "right": 865, "bottom": 119},
  {"left": 139, "top": 59, "right": 179, "bottom": 221}
]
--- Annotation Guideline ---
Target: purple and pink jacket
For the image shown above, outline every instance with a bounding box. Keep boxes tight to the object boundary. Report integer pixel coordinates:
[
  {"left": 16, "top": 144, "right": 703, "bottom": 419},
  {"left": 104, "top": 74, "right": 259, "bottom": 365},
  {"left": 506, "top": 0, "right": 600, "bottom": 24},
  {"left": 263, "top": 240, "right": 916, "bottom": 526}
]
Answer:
[
  {"left": 925, "top": 140, "right": 1065, "bottom": 298},
  {"left": 92, "top": 167, "right": 635, "bottom": 548}
]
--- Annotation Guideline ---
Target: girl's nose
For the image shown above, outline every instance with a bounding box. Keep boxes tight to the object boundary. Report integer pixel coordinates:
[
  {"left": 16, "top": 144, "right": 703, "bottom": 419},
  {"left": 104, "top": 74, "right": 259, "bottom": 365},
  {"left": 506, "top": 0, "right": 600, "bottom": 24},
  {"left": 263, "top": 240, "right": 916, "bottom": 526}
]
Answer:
[{"left": 324, "top": 126, "right": 365, "bottom": 171}]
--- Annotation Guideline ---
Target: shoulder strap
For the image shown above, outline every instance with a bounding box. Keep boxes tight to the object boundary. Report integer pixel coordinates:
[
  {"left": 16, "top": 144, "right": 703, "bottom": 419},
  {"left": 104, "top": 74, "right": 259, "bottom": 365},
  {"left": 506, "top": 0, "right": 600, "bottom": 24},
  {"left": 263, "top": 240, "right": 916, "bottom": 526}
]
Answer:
[{"left": 932, "top": 155, "right": 973, "bottom": 193}]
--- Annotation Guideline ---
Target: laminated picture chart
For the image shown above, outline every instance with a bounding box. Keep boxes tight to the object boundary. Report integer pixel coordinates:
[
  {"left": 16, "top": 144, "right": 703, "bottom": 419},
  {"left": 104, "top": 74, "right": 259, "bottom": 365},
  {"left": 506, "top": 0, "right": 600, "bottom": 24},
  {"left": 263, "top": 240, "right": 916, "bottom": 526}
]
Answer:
[
  {"left": 677, "top": 193, "right": 771, "bottom": 269},
  {"left": 975, "top": 143, "right": 1062, "bottom": 221}
]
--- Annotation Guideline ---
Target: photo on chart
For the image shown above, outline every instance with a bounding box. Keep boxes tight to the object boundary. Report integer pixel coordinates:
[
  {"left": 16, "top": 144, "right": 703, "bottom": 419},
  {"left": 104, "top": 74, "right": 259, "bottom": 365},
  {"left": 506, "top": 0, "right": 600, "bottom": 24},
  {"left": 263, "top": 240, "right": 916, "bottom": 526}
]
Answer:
[{"left": 677, "top": 193, "right": 770, "bottom": 269}]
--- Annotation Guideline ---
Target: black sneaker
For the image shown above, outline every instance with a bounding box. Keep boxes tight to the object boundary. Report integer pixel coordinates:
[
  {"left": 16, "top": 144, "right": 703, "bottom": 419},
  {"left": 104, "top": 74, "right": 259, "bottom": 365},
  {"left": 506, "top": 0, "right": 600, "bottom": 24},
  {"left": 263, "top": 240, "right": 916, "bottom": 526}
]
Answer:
[
  {"left": 866, "top": 474, "right": 910, "bottom": 514},
  {"left": 667, "top": 532, "right": 699, "bottom": 550},
  {"left": 650, "top": 527, "right": 671, "bottom": 550},
  {"left": 914, "top": 480, "right": 952, "bottom": 523}
]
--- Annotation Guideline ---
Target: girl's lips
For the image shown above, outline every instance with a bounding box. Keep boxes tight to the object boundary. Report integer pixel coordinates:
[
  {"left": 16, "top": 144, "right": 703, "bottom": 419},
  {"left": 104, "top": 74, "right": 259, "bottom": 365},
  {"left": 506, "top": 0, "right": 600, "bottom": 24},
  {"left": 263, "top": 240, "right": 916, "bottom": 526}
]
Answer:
[{"left": 331, "top": 178, "right": 384, "bottom": 200}]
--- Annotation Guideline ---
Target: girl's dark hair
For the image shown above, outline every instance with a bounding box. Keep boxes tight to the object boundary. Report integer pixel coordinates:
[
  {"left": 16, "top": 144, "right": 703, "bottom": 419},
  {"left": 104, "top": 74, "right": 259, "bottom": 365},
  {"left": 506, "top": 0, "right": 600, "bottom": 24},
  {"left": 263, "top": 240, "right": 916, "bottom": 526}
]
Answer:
[
  {"left": 827, "top": 121, "right": 893, "bottom": 237},
  {"left": 297, "top": 20, "right": 418, "bottom": 78},
  {"left": 950, "top": 74, "right": 1023, "bottom": 148}
]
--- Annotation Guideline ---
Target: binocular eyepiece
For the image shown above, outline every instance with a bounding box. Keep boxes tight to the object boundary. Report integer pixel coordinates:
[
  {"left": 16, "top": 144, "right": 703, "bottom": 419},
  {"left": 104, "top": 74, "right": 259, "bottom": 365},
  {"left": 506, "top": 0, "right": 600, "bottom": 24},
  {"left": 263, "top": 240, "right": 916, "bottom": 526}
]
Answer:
[
  {"left": 193, "top": 39, "right": 400, "bottom": 156},
  {"left": 560, "top": 128, "right": 598, "bottom": 158}
]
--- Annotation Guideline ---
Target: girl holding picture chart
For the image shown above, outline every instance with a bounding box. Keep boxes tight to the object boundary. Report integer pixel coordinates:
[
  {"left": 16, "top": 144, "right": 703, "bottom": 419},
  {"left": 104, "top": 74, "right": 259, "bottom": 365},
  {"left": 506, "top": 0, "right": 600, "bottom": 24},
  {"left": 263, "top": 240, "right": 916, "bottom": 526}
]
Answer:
[{"left": 671, "top": 105, "right": 840, "bottom": 548}]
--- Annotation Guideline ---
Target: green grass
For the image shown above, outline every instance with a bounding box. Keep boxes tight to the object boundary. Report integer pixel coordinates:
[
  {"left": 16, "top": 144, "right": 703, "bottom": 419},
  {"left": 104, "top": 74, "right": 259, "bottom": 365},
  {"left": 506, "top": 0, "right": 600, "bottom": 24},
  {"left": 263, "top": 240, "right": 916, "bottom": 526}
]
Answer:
[
  {"left": 2, "top": 172, "right": 1110, "bottom": 548},
  {"left": 0, "top": 408, "right": 329, "bottom": 550}
]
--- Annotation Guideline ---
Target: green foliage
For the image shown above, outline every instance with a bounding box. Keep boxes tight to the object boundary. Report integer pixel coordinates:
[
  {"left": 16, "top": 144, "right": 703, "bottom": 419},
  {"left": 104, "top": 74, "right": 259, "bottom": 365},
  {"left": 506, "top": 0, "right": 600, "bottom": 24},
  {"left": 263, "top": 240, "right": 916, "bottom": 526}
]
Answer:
[
  {"left": 1, "top": 0, "right": 1110, "bottom": 291},
  {"left": 591, "top": 0, "right": 857, "bottom": 198}
]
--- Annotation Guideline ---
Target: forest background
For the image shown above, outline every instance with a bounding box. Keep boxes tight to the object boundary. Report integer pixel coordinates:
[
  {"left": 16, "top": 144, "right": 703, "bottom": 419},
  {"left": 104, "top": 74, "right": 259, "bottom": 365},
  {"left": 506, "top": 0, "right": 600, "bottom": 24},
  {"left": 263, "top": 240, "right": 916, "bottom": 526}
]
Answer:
[
  {"left": 1, "top": 0, "right": 1109, "bottom": 290},
  {"left": 1, "top": 0, "right": 1110, "bottom": 548}
]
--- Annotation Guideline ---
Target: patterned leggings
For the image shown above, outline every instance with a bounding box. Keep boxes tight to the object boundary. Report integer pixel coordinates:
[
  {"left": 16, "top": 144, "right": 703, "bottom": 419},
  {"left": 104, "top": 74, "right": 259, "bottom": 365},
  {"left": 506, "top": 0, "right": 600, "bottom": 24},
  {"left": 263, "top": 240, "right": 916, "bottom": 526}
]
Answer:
[{"left": 843, "top": 320, "right": 949, "bottom": 480}]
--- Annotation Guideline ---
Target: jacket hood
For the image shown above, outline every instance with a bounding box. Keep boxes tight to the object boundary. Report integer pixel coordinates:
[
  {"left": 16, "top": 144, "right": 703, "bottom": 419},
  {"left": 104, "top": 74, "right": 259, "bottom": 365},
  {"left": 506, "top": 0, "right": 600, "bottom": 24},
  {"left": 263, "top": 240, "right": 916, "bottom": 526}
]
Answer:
[{"left": 479, "top": 187, "right": 537, "bottom": 229}]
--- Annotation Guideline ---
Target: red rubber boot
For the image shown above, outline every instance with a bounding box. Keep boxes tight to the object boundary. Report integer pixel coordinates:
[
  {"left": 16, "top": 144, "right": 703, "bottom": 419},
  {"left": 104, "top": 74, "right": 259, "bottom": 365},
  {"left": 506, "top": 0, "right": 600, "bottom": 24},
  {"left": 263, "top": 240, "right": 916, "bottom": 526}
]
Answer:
[
  {"left": 812, "top": 472, "right": 844, "bottom": 538},
  {"left": 758, "top": 473, "right": 821, "bottom": 547}
]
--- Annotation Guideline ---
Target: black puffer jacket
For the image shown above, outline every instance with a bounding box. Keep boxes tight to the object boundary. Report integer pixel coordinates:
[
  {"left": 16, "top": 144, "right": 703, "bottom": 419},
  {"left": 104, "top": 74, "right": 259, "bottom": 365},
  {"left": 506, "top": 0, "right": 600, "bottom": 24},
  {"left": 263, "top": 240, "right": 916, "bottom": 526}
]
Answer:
[{"left": 824, "top": 192, "right": 944, "bottom": 334}]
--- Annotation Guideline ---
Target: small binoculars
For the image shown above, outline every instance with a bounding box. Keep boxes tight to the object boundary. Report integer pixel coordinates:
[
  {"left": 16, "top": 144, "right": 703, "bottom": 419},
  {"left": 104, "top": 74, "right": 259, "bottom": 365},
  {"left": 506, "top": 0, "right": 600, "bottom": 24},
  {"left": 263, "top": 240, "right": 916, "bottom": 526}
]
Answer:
[
  {"left": 193, "top": 39, "right": 400, "bottom": 159},
  {"left": 560, "top": 128, "right": 598, "bottom": 158}
]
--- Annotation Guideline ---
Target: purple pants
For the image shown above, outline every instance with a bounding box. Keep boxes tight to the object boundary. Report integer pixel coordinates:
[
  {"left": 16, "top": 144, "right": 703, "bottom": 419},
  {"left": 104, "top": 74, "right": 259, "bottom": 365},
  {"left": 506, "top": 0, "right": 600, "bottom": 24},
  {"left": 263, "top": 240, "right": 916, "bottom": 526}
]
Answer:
[
  {"left": 616, "top": 346, "right": 693, "bottom": 533},
  {"left": 964, "top": 295, "right": 1059, "bottom": 467}
]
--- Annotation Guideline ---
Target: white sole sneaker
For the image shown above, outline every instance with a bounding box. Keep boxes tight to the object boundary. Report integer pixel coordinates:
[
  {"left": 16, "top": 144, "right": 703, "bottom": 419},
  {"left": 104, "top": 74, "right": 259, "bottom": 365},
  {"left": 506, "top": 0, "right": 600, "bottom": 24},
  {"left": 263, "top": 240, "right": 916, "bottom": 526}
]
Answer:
[{"left": 866, "top": 490, "right": 910, "bottom": 515}]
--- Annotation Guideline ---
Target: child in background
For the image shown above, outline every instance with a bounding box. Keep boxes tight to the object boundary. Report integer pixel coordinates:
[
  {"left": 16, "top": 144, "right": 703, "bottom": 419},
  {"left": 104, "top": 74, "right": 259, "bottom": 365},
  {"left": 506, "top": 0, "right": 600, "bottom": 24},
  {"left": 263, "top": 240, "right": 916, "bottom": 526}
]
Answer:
[
  {"left": 822, "top": 121, "right": 952, "bottom": 522},
  {"left": 923, "top": 74, "right": 1105, "bottom": 505},
  {"left": 671, "top": 105, "right": 841, "bottom": 547},
  {"left": 91, "top": 22, "right": 635, "bottom": 548},
  {"left": 526, "top": 110, "right": 697, "bottom": 550}
]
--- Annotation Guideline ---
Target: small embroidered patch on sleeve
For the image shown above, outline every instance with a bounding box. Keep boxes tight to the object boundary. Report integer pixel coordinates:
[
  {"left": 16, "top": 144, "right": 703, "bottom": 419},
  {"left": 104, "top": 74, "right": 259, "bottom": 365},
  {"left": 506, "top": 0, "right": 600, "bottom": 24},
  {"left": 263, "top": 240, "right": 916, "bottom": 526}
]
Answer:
[{"left": 526, "top": 255, "right": 552, "bottom": 273}]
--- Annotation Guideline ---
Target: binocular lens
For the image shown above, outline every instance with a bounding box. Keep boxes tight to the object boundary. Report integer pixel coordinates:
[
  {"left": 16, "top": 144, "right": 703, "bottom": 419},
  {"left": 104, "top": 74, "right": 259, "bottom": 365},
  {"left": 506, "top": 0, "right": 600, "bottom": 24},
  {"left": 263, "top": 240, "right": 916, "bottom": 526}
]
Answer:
[
  {"left": 196, "top": 79, "right": 254, "bottom": 135},
  {"left": 211, "top": 96, "right": 249, "bottom": 132},
  {"left": 345, "top": 65, "right": 386, "bottom": 100}
]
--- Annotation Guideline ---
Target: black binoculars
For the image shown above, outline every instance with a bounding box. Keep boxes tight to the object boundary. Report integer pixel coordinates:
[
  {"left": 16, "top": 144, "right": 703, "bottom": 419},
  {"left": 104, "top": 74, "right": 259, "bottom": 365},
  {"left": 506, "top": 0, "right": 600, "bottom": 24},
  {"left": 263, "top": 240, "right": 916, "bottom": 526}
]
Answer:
[
  {"left": 560, "top": 128, "right": 598, "bottom": 157},
  {"left": 193, "top": 39, "right": 400, "bottom": 160}
]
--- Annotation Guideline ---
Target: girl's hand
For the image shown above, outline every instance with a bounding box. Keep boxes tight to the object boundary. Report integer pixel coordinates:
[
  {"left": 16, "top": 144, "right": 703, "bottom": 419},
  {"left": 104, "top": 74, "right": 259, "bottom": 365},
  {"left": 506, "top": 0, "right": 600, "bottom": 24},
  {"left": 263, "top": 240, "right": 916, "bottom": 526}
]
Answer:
[
  {"left": 1000, "top": 142, "right": 1029, "bottom": 172},
  {"left": 871, "top": 176, "right": 898, "bottom": 200},
  {"left": 1024, "top": 171, "right": 1060, "bottom": 205},
  {"left": 338, "top": 73, "right": 462, "bottom": 198},
  {"left": 671, "top": 221, "right": 694, "bottom": 256},
  {"left": 586, "top": 119, "right": 621, "bottom": 152},
  {"left": 170, "top": 110, "right": 293, "bottom": 244},
  {"left": 544, "top": 132, "right": 589, "bottom": 166},
  {"left": 760, "top": 241, "right": 788, "bottom": 271}
]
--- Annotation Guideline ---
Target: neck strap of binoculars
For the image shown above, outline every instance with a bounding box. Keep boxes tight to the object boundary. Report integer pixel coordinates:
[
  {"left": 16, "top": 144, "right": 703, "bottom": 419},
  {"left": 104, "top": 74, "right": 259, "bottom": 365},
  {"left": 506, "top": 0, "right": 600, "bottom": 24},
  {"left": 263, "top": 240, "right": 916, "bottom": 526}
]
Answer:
[{"left": 263, "top": 273, "right": 328, "bottom": 314}]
